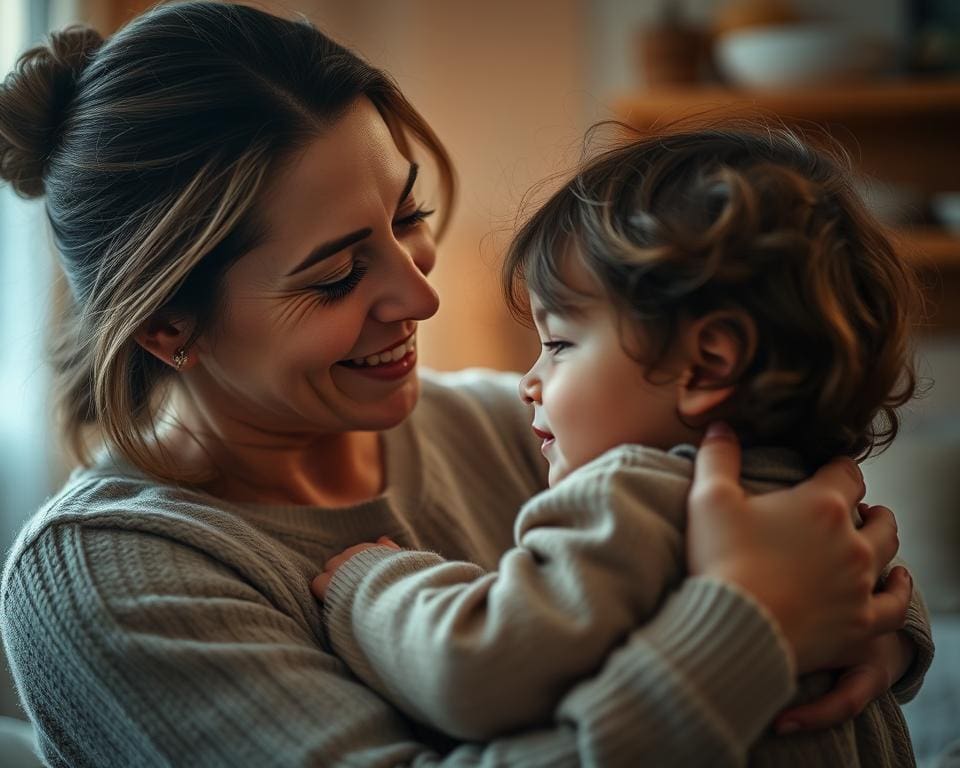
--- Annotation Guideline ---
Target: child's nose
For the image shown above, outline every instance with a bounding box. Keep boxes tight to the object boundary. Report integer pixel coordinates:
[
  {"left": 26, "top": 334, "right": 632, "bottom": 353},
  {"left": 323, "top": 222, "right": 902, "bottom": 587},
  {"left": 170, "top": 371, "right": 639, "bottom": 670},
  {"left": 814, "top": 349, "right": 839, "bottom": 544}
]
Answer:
[{"left": 518, "top": 370, "right": 541, "bottom": 405}]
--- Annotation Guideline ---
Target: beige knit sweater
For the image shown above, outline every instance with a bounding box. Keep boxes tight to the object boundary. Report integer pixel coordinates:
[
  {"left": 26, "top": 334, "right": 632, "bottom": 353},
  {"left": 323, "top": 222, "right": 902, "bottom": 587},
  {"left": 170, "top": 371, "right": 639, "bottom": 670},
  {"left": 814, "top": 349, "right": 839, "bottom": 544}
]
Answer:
[
  {"left": 324, "top": 443, "right": 929, "bottom": 767},
  {"left": 0, "top": 370, "right": 930, "bottom": 767}
]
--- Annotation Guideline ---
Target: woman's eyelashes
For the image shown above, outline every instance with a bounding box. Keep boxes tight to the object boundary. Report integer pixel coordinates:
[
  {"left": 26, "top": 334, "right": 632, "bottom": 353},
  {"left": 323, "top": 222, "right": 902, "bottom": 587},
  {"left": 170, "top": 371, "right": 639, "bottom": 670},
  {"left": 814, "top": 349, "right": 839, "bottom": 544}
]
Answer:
[
  {"left": 310, "top": 261, "right": 369, "bottom": 305},
  {"left": 394, "top": 206, "right": 435, "bottom": 231},
  {"left": 307, "top": 206, "right": 433, "bottom": 305}
]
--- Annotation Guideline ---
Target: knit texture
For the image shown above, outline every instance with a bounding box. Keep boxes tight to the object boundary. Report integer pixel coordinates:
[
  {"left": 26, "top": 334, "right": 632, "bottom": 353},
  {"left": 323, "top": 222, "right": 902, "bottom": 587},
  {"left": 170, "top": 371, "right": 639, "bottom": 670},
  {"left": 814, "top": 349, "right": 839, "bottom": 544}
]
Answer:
[
  {"left": 0, "top": 370, "right": 925, "bottom": 766},
  {"left": 323, "top": 442, "right": 929, "bottom": 767}
]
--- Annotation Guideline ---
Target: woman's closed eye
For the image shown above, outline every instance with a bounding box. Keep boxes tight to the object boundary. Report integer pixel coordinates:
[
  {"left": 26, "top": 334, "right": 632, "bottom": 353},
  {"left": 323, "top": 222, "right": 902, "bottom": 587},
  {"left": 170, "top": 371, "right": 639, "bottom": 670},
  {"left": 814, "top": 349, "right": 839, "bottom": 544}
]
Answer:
[
  {"left": 310, "top": 261, "right": 369, "bottom": 305},
  {"left": 394, "top": 206, "right": 435, "bottom": 232},
  {"left": 306, "top": 206, "right": 433, "bottom": 305}
]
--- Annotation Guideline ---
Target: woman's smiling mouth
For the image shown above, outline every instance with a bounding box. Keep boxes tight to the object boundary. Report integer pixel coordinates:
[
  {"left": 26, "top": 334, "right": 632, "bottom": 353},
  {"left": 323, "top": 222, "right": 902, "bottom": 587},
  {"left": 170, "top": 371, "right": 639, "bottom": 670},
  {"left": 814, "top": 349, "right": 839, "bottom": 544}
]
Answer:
[{"left": 338, "top": 333, "right": 417, "bottom": 381}]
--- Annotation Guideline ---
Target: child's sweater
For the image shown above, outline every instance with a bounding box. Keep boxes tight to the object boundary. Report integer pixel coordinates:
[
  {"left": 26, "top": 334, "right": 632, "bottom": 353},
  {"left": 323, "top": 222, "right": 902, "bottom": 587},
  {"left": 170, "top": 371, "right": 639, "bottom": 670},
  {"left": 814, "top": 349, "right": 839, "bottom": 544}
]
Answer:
[
  {"left": 2, "top": 370, "right": 870, "bottom": 767},
  {"left": 325, "top": 442, "right": 930, "bottom": 767}
]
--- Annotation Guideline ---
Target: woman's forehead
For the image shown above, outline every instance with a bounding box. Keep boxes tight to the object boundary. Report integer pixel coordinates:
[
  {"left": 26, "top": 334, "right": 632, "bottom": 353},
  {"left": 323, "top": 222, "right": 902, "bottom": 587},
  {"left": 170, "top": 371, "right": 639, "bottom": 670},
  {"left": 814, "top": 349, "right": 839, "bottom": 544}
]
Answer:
[
  {"left": 262, "top": 99, "right": 405, "bottom": 221},
  {"left": 247, "top": 99, "right": 411, "bottom": 275}
]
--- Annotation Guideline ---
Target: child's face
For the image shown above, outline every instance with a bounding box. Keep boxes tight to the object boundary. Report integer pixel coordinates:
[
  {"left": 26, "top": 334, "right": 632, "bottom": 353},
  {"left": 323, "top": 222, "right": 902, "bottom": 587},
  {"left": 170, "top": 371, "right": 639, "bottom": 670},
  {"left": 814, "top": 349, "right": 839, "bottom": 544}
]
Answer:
[{"left": 519, "top": 260, "right": 697, "bottom": 487}]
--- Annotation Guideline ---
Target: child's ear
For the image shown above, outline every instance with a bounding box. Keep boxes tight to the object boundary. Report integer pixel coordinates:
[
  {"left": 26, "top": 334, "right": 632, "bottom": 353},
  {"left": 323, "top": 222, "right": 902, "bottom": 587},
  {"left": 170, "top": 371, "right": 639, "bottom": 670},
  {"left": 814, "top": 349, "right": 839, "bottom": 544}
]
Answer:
[
  {"left": 134, "top": 313, "right": 198, "bottom": 371},
  {"left": 676, "top": 310, "right": 757, "bottom": 420}
]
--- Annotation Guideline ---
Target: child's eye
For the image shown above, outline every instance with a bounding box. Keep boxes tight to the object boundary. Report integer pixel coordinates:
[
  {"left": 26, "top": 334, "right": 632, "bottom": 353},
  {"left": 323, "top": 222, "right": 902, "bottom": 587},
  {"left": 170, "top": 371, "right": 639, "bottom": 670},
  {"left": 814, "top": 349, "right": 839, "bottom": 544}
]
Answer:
[
  {"left": 394, "top": 207, "right": 435, "bottom": 231},
  {"left": 542, "top": 340, "right": 571, "bottom": 355}
]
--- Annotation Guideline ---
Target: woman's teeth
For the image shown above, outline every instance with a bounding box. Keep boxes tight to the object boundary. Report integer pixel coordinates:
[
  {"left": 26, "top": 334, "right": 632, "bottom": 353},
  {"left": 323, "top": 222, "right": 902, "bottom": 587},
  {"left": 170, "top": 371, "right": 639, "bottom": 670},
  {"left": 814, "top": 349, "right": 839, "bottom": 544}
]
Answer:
[{"left": 351, "top": 337, "right": 416, "bottom": 367}]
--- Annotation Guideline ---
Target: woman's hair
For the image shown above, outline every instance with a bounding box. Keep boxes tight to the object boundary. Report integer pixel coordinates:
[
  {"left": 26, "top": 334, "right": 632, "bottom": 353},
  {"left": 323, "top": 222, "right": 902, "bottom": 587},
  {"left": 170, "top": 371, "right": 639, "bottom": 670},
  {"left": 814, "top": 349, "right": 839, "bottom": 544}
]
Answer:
[
  {"left": 503, "top": 125, "right": 920, "bottom": 467},
  {"left": 0, "top": 1, "right": 455, "bottom": 480}
]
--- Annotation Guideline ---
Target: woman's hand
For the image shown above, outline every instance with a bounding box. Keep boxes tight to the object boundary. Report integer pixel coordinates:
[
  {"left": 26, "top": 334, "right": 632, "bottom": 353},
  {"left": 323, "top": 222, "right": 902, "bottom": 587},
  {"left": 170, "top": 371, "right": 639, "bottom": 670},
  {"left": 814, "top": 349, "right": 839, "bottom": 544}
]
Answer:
[
  {"left": 311, "top": 536, "right": 401, "bottom": 600},
  {"left": 686, "top": 422, "right": 912, "bottom": 675},
  {"left": 772, "top": 628, "right": 915, "bottom": 733}
]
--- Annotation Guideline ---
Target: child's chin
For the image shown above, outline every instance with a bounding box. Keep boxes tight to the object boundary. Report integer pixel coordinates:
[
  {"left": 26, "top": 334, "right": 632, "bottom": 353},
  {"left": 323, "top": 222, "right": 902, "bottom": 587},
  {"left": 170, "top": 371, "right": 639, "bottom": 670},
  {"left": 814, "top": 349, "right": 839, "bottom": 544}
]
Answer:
[{"left": 547, "top": 464, "right": 568, "bottom": 488}]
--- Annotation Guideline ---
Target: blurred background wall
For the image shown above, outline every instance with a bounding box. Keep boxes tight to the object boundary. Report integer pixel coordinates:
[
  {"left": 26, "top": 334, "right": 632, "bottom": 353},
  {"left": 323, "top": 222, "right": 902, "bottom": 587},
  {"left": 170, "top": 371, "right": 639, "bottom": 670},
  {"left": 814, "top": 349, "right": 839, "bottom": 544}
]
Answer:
[{"left": 2, "top": 0, "right": 958, "bottom": 762}]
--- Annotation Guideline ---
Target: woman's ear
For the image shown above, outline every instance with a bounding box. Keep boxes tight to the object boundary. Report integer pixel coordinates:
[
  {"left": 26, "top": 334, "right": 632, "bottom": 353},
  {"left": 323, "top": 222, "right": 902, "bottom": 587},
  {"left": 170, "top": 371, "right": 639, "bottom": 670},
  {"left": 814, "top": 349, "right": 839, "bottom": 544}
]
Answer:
[
  {"left": 676, "top": 310, "right": 757, "bottom": 420},
  {"left": 135, "top": 313, "right": 198, "bottom": 371}
]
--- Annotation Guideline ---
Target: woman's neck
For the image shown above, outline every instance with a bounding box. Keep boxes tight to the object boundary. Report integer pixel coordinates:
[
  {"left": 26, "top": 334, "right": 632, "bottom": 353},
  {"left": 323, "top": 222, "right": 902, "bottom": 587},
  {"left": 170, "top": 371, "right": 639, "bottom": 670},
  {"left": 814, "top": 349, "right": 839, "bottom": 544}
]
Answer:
[{"left": 161, "top": 397, "right": 385, "bottom": 507}]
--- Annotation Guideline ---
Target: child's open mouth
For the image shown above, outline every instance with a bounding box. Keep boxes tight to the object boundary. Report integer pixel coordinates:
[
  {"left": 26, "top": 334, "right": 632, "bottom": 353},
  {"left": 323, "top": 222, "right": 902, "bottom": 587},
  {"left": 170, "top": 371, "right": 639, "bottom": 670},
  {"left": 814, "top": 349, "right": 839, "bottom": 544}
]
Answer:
[{"left": 531, "top": 425, "right": 555, "bottom": 454}]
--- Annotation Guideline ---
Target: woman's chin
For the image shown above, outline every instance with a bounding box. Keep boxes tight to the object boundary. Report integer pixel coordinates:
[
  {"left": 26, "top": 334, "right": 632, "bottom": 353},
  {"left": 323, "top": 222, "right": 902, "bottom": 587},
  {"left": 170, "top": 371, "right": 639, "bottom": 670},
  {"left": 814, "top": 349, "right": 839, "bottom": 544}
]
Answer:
[{"left": 346, "top": 376, "right": 421, "bottom": 431}]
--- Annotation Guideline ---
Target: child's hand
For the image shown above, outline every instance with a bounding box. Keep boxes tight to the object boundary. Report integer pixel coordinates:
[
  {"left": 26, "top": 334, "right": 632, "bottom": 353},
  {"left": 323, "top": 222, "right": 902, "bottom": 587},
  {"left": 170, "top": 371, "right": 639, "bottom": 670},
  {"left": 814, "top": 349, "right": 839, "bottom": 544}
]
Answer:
[
  {"left": 772, "top": 624, "right": 915, "bottom": 734},
  {"left": 311, "top": 536, "right": 401, "bottom": 601}
]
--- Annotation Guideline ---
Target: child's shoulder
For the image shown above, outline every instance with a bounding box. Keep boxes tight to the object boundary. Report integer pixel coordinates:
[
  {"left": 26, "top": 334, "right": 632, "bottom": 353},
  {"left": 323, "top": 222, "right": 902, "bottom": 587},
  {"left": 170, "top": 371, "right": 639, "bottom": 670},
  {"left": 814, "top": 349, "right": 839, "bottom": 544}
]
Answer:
[{"left": 562, "top": 443, "right": 697, "bottom": 488}]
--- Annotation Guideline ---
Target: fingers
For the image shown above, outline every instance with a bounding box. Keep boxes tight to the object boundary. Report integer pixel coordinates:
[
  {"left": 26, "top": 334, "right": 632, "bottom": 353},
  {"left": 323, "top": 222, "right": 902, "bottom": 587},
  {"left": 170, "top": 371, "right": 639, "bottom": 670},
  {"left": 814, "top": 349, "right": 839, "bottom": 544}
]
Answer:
[
  {"left": 858, "top": 505, "right": 900, "bottom": 575},
  {"left": 312, "top": 539, "right": 403, "bottom": 602},
  {"left": 774, "top": 666, "right": 880, "bottom": 734},
  {"left": 868, "top": 566, "right": 912, "bottom": 633},
  {"left": 804, "top": 456, "right": 866, "bottom": 510},
  {"left": 691, "top": 422, "right": 743, "bottom": 509}
]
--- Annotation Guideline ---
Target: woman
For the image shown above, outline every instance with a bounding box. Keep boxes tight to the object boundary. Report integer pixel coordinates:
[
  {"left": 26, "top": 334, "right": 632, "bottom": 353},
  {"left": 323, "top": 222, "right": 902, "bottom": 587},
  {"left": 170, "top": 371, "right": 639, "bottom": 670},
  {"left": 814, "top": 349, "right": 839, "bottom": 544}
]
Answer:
[{"left": 0, "top": 4, "right": 926, "bottom": 766}]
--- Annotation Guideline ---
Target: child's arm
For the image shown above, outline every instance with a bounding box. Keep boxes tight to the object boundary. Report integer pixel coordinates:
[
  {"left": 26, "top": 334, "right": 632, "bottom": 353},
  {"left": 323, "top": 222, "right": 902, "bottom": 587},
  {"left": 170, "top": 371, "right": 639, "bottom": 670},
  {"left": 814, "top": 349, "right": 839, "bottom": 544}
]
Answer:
[{"left": 318, "top": 445, "right": 691, "bottom": 741}]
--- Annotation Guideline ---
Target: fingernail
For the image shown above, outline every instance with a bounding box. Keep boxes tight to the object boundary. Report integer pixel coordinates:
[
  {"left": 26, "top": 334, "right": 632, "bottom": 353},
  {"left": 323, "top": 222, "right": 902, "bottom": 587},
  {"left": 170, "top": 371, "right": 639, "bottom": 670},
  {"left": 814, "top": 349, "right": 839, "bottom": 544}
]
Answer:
[
  {"left": 778, "top": 721, "right": 800, "bottom": 735},
  {"left": 705, "top": 422, "right": 733, "bottom": 439}
]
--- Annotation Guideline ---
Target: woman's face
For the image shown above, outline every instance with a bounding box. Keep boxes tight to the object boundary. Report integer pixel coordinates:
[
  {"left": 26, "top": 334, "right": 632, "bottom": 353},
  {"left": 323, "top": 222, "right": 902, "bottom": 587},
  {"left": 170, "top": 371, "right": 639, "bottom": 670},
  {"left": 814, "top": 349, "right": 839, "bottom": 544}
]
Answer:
[{"left": 190, "top": 98, "right": 439, "bottom": 437}]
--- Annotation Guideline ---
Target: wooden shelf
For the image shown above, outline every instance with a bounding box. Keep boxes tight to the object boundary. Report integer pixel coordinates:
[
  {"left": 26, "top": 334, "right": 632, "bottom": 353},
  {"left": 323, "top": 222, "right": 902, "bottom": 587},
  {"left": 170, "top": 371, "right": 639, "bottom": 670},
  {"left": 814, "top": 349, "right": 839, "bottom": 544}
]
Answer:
[
  {"left": 897, "top": 228, "right": 960, "bottom": 271},
  {"left": 613, "top": 78, "right": 960, "bottom": 192},
  {"left": 612, "top": 81, "right": 960, "bottom": 330},
  {"left": 613, "top": 78, "right": 960, "bottom": 126}
]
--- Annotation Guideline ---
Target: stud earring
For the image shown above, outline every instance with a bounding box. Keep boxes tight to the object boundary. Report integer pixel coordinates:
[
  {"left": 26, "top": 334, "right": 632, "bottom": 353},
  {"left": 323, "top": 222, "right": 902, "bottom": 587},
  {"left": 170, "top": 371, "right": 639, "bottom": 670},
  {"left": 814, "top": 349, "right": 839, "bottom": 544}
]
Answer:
[{"left": 173, "top": 348, "right": 188, "bottom": 370}]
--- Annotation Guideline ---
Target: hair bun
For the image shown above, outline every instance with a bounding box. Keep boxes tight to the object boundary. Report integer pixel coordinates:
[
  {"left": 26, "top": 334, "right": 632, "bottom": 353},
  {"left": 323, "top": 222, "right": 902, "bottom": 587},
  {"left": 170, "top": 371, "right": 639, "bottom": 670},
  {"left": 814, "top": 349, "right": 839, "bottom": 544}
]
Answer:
[{"left": 0, "top": 25, "right": 104, "bottom": 198}]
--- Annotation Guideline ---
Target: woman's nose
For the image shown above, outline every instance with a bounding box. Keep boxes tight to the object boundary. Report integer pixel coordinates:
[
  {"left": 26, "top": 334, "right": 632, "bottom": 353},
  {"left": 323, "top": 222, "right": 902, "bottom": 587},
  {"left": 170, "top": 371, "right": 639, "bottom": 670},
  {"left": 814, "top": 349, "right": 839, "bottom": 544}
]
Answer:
[
  {"left": 373, "top": 240, "right": 440, "bottom": 323},
  {"left": 519, "top": 368, "right": 541, "bottom": 405}
]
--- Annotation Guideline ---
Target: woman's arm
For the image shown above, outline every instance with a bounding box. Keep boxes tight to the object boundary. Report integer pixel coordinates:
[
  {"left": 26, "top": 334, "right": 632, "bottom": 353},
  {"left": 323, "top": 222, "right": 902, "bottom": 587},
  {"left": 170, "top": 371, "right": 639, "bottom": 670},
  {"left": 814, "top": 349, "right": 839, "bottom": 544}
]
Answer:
[
  {"left": 0, "top": 514, "right": 809, "bottom": 768},
  {"left": 0, "top": 522, "right": 586, "bottom": 767},
  {"left": 1, "top": 425, "right": 908, "bottom": 767},
  {"left": 320, "top": 446, "right": 691, "bottom": 741},
  {"left": 551, "top": 423, "right": 913, "bottom": 766}
]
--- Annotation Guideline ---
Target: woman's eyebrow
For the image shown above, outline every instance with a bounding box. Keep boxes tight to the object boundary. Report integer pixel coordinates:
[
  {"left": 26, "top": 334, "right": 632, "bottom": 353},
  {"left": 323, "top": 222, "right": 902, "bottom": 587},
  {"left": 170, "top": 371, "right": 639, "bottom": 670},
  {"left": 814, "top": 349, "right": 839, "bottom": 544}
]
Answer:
[
  {"left": 286, "top": 228, "right": 373, "bottom": 276},
  {"left": 396, "top": 162, "right": 419, "bottom": 210},
  {"left": 285, "top": 163, "right": 419, "bottom": 278}
]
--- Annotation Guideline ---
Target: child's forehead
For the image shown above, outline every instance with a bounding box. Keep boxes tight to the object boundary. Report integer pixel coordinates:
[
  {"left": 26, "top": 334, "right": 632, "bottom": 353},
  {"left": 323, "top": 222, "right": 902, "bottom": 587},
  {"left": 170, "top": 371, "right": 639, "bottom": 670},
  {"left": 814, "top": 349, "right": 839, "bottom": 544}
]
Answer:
[
  {"left": 529, "top": 242, "right": 603, "bottom": 305},
  {"left": 525, "top": 238, "right": 610, "bottom": 324},
  {"left": 528, "top": 259, "right": 602, "bottom": 324}
]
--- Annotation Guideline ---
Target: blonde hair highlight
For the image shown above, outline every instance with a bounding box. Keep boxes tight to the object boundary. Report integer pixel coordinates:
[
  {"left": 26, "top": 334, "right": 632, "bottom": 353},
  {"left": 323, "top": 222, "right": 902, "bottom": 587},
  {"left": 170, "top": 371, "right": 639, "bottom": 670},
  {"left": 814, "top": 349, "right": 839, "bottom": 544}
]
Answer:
[{"left": 1, "top": 3, "right": 455, "bottom": 483}]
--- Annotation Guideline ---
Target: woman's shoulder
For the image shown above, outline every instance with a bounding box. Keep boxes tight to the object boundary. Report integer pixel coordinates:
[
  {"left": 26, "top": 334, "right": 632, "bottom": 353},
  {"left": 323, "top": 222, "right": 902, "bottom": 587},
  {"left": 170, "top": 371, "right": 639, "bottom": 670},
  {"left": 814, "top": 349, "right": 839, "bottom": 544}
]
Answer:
[
  {"left": 3, "top": 455, "right": 259, "bottom": 586},
  {"left": 416, "top": 368, "right": 533, "bottom": 440},
  {"left": 418, "top": 367, "right": 523, "bottom": 413},
  {"left": 415, "top": 367, "right": 543, "bottom": 471}
]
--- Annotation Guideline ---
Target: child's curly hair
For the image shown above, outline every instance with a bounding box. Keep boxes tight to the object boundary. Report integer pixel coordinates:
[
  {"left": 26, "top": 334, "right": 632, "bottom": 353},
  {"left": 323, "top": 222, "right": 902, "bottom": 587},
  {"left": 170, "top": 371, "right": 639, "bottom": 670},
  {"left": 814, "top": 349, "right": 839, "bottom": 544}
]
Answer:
[{"left": 503, "top": 125, "right": 921, "bottom": 468}]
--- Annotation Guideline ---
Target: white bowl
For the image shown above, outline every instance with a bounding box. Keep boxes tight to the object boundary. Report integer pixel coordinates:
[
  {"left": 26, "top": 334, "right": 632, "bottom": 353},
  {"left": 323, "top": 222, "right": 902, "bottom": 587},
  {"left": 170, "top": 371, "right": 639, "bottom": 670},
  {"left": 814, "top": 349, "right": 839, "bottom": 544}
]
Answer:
[
  {"left": 853, "top": 178, "right": 924, "bottom": 227},
  {"left": 715, "top": 23, "right": 883, "bottom": 88},
  {"left": 931, "top": 192, "right": 960, "bottom": 235}
]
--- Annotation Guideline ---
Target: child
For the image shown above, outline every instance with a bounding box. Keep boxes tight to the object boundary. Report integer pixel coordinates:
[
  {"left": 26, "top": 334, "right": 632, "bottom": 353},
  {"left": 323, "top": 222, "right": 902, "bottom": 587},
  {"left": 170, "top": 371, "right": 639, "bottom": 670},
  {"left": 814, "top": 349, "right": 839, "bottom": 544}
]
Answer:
[{"left": 315, "top": 127, "right": 926, "bottom": 766}]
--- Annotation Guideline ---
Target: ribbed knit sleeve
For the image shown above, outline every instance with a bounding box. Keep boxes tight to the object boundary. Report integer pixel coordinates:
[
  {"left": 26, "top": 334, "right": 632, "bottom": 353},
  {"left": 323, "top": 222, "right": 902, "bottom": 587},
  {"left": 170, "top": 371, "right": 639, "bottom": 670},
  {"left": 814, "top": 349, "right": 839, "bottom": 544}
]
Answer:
[
  {"left": 888, "top": 559, "right": 934, "bottom": 704},
  {"left": 323, "top": 445, "right": 692, "bottom": 740},
  {"left": 2, "top": 523, "right": 435, "bottom": 767},
  {"left": 2, "top": 518, "right": 799, "bottom": 767},
  {"left": 557, "top": 576, "right": 796, "bottom": 767}
]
